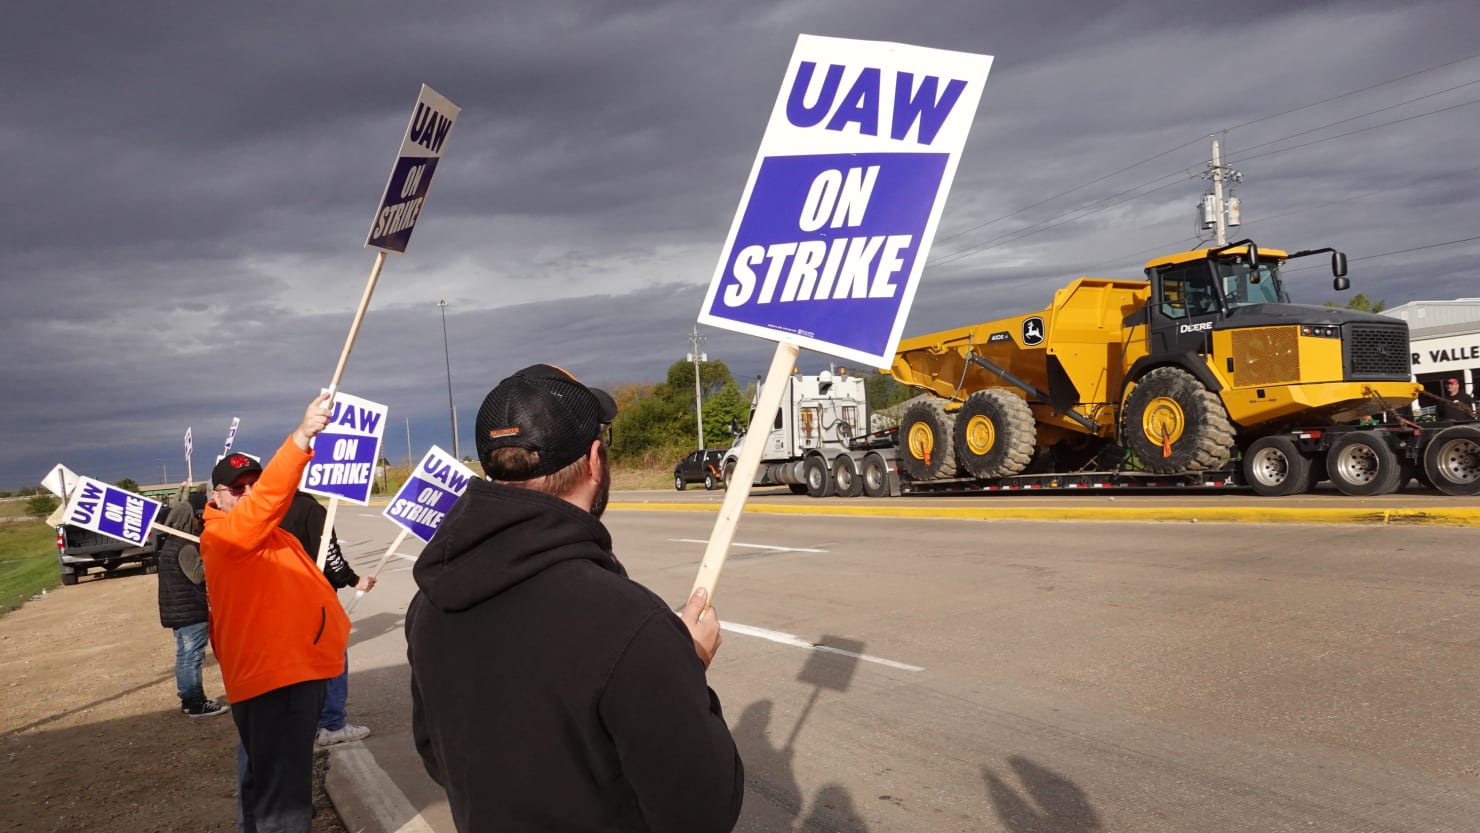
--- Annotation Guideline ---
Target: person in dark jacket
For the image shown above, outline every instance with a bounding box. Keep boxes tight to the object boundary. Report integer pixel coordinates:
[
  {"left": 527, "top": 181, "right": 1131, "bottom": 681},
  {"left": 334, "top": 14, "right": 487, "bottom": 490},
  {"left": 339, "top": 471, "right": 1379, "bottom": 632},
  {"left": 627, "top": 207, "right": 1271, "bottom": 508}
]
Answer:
[
  {"left": 278, "top": 491, "right": 375, "bottom": 747},
  {"left": 155, "top": 502, "right": 228, "bottom": 717},
  {"left": 1436, "top": 377, "right": 1476, "bottom": 421},
  {"left": 406, "top": 363, "right": 744, "bottom": 833}
]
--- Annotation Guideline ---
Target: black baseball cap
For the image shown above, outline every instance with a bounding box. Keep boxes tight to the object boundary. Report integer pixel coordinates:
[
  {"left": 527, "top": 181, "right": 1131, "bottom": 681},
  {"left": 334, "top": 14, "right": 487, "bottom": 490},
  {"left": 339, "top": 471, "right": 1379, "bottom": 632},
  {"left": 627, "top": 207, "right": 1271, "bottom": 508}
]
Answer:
[
  {"left": 475, "top": 364, "right": 618, "bottom": 480},
  {"left": 212, "top": 453, "right": 263, "bottom": 488}
]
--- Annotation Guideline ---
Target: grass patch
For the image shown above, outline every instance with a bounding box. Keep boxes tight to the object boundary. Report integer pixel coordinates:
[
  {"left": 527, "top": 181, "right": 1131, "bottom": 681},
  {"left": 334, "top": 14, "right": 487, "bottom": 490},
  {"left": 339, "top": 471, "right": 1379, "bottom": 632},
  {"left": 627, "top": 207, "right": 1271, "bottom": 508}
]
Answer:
[
  {"left": 611, "top": 464, "right": 679, "bottom": 492},
  {"left": 0, "top": 522, "right": 59, "bottom": 615}
]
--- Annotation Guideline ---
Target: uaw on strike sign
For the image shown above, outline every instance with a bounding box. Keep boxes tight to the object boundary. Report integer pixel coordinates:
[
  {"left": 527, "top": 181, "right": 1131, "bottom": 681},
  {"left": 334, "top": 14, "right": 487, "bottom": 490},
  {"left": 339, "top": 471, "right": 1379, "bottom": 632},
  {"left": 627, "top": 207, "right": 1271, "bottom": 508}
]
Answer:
[
  {"left": 366, "top": 84, "right": 460, "bottom": 254},
  {"left": 698, "top": 36, "right": 992, "bottom": 366},
  {"left": 63, "top": 477, "right": 163, "bottom": 548},
  {"left": 301, "top": 392, "right": 389, "bottom": 504},
  {"left": 383, "top": 446, "right": 476, "bottom": 542}
]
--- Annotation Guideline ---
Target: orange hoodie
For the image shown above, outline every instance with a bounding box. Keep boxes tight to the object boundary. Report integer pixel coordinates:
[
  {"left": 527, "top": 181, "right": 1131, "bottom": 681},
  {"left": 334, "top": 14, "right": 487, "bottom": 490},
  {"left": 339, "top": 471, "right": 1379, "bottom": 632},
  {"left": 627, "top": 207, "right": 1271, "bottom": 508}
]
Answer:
[{"left": 202, "top": 436, "right": 350, "bottom": 703}]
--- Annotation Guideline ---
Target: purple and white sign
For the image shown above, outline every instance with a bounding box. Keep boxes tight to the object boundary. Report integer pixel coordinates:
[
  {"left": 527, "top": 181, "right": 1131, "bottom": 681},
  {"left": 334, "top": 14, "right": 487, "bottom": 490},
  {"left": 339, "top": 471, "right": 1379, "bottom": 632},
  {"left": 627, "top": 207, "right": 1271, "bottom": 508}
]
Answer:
[
  {"left": 698, "top": 35, "right": 992, "bottom": 366},
  {"left": 366, "top": 84, "right": 461, "bottom": 254},
  {"left": 301, "top": 392, "right": 388, "bottom": 505},
  {"left": 222, "top": 417, "right": 240, "bottom": 455},
  {"left": 62, "top": 476, "right": 162, "bottom": 548},
  {"left": 383, "top": 445, "right": 476, "bottom": 542}
]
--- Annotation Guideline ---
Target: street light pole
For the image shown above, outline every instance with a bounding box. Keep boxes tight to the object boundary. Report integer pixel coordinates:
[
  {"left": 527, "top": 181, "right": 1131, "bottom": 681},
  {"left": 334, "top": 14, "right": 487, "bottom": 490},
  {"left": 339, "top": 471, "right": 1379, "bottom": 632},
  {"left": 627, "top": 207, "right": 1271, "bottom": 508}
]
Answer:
[{"left": 438, "top": 300, "right": 460, "bottom": 460}]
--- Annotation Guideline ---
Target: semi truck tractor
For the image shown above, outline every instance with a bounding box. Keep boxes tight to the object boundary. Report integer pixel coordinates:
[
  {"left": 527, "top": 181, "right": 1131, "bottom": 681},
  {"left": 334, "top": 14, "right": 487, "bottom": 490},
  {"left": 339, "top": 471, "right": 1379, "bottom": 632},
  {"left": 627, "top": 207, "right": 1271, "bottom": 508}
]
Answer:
[
  {"left": 882, "top": 240, "right": 1478, "bottom": 497},
  {"left": 720, "top": 370, "right": 880, "bottom": 496}
]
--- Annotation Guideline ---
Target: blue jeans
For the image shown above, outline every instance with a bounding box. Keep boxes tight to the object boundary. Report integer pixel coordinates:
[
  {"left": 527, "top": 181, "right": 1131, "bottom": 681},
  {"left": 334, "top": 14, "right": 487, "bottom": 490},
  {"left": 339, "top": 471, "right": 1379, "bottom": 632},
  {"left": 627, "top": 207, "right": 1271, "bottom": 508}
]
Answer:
[
  {"left": 318, "top": 654, "right": 349, "bottom": 731},
  {"left": 173, "top": 621, "right": 209, "bottom": 705}
]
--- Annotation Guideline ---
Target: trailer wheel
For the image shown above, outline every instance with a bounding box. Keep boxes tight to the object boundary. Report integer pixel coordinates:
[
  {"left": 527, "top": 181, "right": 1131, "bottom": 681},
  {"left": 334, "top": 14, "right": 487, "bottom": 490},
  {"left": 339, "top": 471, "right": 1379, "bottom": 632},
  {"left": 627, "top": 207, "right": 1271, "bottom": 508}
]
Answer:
[
  {"left": 1422, "top": 424, "right": 1480, "bottom": 496},
  {"left": 1121, "top": 367, "right": 1235, "bottom": 474},
  {"left": 899, "top": 400, "right": 959, "bottom": 480},
  {"left": 1326, "top": 432, "right": 1403, "bottom": 496},
  {"left": 952, "top": 389, "right": 1035, "bottom": 479},
  {"left": 1241, "top": 436, "right": 1312, "bottom": 497},
  {"left": 860, "top": 453, "right": 890, "bottom": 497},
  {"left": 803, "top": 456, "right": 834, "bottom": 498},
  {"left": 831, "top": 456, "right": 863, "bottom": 497}
]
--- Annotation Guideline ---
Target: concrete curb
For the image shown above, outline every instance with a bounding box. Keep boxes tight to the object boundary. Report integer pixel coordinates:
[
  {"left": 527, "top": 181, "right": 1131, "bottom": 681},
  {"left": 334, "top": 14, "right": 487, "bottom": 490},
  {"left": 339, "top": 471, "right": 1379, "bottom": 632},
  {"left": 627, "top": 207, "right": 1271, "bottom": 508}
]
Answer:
[
  {"left": 608, "top": 500, "right": 1480, "bottom": 526},
  {"left": 326, "top": 742, "right": 435, "bottom": 833}
]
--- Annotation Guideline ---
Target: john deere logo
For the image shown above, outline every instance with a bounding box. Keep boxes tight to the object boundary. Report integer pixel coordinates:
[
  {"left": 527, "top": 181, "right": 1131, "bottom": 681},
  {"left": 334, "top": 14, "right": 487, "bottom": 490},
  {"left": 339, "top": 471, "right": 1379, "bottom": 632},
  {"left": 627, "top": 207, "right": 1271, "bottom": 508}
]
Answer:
[{"left": 1022, "top": 317, "right": 1045, "bottom": 346}]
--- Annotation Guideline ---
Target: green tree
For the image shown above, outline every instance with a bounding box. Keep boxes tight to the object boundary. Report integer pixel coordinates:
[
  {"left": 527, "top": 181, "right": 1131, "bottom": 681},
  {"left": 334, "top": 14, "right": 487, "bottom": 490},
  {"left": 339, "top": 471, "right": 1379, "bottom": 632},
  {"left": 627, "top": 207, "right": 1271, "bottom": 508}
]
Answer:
[
  {"left": 864, "top": 371, "right": 915, "bottom": 411},
  {"left": 115, "top": 478, "right": 140, "bottom": 493},
  {"left": 701, "top": 378, "right": 749, "bottom": 447},
  {"left": 25, "top": 494, "right": 60, "bottom": 516},
  {"left": 1322, "top": 293, "right": 1387, "bottom": 313}
]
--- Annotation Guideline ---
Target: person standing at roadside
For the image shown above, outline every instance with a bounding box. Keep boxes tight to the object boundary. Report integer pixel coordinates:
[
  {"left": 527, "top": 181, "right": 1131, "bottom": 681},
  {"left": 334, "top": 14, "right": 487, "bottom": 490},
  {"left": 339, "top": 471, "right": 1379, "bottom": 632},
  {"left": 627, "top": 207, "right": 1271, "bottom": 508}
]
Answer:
[
  {"left": 155, "top": 502, "right": 228, "bottom": 718},
  {"left": 406, "top": 363, "right": 744, "bottom": 833},
  {"left": 1437, "top": 377, "right": 1476, "bottom": 421},
  {"left": 278, "top": 490, "right": 376, "bottom": 747},
  {"left": 202, "top": 393, "right": 349, "bottom": 833}
]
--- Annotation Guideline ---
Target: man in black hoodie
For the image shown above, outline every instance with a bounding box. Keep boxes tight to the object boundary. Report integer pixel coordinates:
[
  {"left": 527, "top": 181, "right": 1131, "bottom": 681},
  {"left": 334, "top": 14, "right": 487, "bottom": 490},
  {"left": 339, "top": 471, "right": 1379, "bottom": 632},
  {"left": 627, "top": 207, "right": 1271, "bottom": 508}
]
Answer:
[{"left": 406, "top": 363, "right": 744, "bottom": 833}]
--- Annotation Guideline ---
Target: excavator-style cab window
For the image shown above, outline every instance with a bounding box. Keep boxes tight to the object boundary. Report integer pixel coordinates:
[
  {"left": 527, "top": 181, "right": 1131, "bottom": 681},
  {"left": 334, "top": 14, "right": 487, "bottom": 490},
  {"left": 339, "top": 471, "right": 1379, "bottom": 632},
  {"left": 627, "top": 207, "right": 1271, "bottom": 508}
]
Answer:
[
  {"left": 1214, "top": 259, "right": 1286, "bottom": 308},
  {"left": 1153, "top": 261, "right": 1220, "bottom": 320}
]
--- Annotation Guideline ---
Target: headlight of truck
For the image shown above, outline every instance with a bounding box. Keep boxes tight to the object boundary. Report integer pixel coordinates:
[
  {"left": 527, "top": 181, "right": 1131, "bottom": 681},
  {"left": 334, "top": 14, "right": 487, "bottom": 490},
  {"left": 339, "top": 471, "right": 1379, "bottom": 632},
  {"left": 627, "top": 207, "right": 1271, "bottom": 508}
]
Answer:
[{"left": 1300, "top": 324, "right": 1341, "bottom": 339}]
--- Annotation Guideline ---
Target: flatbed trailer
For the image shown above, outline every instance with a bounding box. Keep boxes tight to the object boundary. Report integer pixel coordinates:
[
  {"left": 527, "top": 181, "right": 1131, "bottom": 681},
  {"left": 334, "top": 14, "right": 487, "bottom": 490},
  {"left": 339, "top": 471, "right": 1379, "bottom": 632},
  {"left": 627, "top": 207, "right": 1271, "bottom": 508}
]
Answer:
[{"left": 833, "top": 419, "right": 1480, "bottom": 498}]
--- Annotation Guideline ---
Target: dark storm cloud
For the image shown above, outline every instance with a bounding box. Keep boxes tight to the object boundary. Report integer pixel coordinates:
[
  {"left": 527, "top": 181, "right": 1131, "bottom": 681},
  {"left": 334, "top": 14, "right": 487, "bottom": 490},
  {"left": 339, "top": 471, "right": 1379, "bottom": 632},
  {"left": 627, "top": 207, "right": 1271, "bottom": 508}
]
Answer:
[{"left": 3, "top": 0, "right": 1479, "bottom": 489}]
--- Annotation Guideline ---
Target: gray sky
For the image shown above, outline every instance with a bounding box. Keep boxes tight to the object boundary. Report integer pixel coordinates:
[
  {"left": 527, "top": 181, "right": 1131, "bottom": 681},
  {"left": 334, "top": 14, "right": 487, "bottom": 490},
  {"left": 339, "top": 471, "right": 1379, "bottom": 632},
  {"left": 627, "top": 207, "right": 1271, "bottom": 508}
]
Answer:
[{"left": 4, "top": 1, "right": 1479, "bottom": 490}]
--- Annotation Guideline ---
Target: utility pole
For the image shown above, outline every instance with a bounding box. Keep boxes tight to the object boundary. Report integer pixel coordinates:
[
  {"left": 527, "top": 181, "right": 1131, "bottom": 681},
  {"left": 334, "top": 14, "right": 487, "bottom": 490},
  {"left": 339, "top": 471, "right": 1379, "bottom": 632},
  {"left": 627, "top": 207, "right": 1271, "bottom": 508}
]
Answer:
[
  {"left": 1200, "top": 134, "right": 1242, "bottom": 246},
  {"left": 687, "top": 325, "right": 707, "bottom": 450},
  {"left": 437, "top": 300, "right": 460, "bottom": 460}
]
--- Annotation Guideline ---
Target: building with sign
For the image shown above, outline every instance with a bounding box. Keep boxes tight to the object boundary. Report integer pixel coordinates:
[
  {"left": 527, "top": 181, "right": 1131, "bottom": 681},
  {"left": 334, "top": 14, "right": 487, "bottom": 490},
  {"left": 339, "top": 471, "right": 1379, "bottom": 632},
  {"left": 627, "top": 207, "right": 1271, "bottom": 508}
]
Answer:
[{"left": 1384, "top": 298, "right": 1480, "bottom": 399}]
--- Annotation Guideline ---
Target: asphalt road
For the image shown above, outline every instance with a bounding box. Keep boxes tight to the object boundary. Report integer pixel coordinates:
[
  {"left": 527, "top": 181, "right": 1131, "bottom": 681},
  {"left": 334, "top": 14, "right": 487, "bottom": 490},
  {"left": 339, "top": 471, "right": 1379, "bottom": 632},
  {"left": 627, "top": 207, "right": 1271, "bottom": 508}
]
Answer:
[{"left": 327, "top": 493, "right": 1480, "bottom": 833}]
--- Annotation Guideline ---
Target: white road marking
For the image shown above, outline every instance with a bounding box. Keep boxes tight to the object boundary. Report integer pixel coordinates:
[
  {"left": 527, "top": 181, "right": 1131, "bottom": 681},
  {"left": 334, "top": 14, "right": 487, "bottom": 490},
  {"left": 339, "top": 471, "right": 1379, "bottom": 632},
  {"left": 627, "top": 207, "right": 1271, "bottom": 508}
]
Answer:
[
  {"left": 669, "top": 538, "right": 829, "bottom": 554},
  {"left": 720, "top": 621, "right": 924, "bottom": 672}
]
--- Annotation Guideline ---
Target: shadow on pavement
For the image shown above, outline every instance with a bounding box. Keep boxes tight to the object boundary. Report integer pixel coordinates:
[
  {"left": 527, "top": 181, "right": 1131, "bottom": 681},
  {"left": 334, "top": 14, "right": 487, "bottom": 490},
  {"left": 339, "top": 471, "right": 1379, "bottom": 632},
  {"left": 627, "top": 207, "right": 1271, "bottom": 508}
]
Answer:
[{"left": 984, "top": 755, "right": 1102, "bottom": 832}]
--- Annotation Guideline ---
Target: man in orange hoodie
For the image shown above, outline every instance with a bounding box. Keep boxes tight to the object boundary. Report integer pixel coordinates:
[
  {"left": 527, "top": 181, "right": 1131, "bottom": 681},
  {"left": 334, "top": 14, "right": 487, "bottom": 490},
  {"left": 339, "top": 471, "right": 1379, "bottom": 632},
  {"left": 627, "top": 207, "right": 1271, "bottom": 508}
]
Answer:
[{"left": 202, "top": 393, "right": 350, "bottom": 833}]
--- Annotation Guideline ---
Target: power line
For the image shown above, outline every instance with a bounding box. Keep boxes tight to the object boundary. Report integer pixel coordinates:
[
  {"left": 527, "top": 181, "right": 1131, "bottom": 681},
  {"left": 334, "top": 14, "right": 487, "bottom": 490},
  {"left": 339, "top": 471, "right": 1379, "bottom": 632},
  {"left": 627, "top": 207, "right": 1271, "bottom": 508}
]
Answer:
[
  {"left": 935, "top": 135, "right": 1206, "bottom": 244},
  {"left": 1227, "top": 77, "right": 1480, "bottom": 160},
  {"left": 1224, "top": 51, "right": 1480, "bottom": 132},
  {"left": 1228, "top": 95, "right": 1480, "bottom": 164},
  {"left": 1285, "top": 234, "right": 1480, "bottom": 272},
  {"left": 929, "top": 170, "right": 1197, "bottom": 268}
]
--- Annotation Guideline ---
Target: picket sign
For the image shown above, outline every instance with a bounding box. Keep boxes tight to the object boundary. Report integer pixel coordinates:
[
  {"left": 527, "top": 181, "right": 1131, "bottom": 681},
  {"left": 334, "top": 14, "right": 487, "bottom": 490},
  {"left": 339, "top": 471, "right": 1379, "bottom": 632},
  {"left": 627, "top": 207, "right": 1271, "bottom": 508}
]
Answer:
[
  {"left": 345, "top": 528, "right": 410, "bottom": 615},
  {"left": 315, "top": 495, "right": 341, "bottom": 572},
  {"left": 689, "top": 35, "right": 991, "bottom": 600},
  {"left": 689, "top": 341, "right": 799, "bottom": 600}
]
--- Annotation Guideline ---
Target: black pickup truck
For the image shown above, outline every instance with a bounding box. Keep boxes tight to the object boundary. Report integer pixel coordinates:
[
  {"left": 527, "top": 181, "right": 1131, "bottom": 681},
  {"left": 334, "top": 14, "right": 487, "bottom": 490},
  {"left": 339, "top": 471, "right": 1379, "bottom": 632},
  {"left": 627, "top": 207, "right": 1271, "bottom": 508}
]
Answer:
[{"left": 55, "top": 523, "right": 160, "bottom": 585}]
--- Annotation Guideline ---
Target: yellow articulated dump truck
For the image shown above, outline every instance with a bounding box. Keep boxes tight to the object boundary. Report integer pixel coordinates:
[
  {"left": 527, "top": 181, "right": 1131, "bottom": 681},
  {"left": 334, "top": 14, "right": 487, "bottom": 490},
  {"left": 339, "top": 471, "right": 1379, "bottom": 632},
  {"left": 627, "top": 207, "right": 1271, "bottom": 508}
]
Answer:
[{"left": 870, "top": 240, "right": 1480, "bottom": 497}]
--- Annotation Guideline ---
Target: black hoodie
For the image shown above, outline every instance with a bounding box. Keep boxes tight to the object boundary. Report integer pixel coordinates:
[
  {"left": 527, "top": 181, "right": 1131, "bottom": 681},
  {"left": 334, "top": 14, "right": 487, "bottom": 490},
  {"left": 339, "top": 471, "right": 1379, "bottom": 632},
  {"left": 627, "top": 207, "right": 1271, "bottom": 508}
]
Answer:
[{"left": 406, "top": 478, "right": 744, "bottom": 833}]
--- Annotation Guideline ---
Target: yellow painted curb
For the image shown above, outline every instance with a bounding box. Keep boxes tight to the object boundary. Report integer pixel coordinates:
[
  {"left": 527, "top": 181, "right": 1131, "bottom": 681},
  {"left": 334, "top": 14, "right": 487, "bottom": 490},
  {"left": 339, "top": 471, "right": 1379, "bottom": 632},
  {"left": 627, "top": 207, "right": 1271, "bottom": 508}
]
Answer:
[{"left": 608, "top": 501, "right": 1480, "bottom": 527}]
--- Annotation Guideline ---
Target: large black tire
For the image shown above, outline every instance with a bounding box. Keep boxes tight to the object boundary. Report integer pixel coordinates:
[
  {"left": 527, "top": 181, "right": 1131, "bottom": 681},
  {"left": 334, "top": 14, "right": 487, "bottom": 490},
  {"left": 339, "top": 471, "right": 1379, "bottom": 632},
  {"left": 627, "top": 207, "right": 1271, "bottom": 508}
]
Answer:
[
  {"left": 1241, "top": 436, "right": 1313, "bottom": 497},
  {"left": 833, "top": 456, "right": 863, "bottom": 498},
  {"left": 673, "top": 473, "right": 686, "bottom": 491},
  {"left": 861, "top": 453, "right": 891, "bottom": 498},
  {"left": 1423, "top": 424, "right": 1480, "bottom": 496},
  {"left": 952, "top": 389, "right": 1036, "bottom": 480},
  {"left": 1121, "top": 367, "right": 1235, "bottom": 474},
  {"left": 803, "top": 456, "right": 834, "bottom": 498},
  {"left": 704, "top": 472, "right": 718, "bottom": 491},
  {"left": 899, "top": 399, "right": 959, "bottom": 480},
  {"left": 1326, "top": 432, "right": 1403, "bottom": 496}
]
